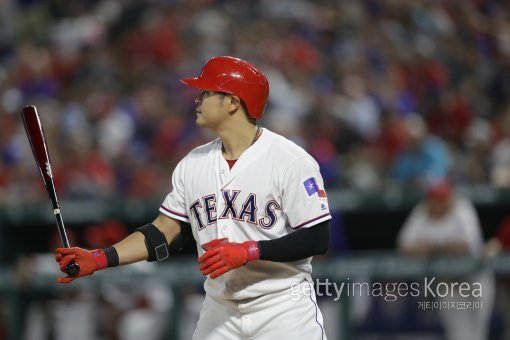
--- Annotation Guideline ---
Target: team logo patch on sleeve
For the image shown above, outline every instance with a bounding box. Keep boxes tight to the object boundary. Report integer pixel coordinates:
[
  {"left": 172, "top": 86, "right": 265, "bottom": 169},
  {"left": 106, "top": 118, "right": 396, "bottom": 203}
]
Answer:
[{"left": 303, "top": 177, "right": 327, "bottom": 197}]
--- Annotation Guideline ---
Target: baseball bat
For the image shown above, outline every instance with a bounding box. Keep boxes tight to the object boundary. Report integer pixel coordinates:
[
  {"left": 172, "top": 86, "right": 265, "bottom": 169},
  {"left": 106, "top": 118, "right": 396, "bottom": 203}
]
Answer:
[{"left": 21, "top": 105, "right": 80, "bottom": 277}]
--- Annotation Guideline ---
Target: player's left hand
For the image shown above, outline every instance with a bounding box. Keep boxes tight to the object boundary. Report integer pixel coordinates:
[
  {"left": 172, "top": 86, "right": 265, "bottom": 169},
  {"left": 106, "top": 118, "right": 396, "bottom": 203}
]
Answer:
[
  {"left": 198, "top": 240, "right": 259, "bottom": 278},
  {"left": 200, "top": 237, "right": 228, "bottom": 251}
]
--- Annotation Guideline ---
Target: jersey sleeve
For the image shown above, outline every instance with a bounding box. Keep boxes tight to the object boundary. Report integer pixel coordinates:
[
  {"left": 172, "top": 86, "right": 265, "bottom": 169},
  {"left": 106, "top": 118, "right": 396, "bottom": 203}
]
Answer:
[
  {"left": 452, "top": 200, "right": 483, "bottom": 255},
  {"left": 397, "top": 205, "right": 425, "bottom": 248},
  {"left": 159, "top": 158, "right": 190, "bottom": 223},
  {"left": 281, "top": 156, "right": 331, "bottom": 230}
]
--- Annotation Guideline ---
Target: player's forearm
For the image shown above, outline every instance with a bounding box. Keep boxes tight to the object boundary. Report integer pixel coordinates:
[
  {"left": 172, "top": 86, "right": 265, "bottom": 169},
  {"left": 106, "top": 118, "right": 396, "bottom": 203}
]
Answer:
[
  {"left": 400, "top": 242, "right": 470, "bottom": 257},
  {"left": 113, "top": 214, "right": 182, "bottom": 265},
  {"left": 112, "top": 231, "right": 149, "bottom": 265},
  {"left": 257, "top": 220, "right": 330, "bottom": 262},
  {"left": 399, "top": 244, "right": 433, "bottom": 257},
  {"left": 435, "top": 241, "right": 470, "bottom": 255},
  {"left": 199, "top": 222, "right": 330, "bottom": 279},
  {"left": 55, "top": 215, "right": 184, "bottom": 283}
]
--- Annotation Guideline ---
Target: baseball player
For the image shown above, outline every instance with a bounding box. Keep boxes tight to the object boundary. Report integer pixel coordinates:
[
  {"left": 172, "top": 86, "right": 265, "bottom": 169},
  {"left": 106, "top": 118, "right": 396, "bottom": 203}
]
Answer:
[{"left": 56, "top": 56, "right": 331, "bottom": 339}]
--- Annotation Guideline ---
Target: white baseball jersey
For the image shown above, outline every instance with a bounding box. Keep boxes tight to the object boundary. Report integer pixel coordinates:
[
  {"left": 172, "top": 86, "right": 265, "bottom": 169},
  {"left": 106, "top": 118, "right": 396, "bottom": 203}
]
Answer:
[
  {"left": 397, "top": 198, "right": 484, "bottom": 257},
  {"left": 160, "top": 128, "right": 331, "bottom": 300}
]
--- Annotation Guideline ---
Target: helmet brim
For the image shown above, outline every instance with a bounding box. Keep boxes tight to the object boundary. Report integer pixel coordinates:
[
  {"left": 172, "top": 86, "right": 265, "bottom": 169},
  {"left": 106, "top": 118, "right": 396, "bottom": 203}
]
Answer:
[{"left": 180, "top": 78, "right": 232, "bottom": 95}]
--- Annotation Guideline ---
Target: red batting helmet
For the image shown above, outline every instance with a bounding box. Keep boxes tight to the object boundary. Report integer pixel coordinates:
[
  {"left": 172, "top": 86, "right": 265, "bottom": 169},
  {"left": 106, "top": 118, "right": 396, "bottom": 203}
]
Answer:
[{"left": 181, "top": 56, "right": 269, "bottom": 119}]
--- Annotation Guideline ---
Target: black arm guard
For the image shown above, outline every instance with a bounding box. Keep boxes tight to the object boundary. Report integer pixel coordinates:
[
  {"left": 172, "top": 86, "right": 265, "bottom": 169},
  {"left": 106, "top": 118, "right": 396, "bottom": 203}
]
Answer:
[
  {"left": 168, "top": 222, "right": 195, "bottom": 255},
  {"left": 137, "top": 223, "right": 170, "bottom": 262}
]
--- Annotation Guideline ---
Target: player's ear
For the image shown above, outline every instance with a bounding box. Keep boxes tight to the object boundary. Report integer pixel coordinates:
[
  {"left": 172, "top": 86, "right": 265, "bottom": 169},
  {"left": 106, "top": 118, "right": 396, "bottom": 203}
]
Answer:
[{"left": 227, "top": 95, "right": 241, "bottom": 114}]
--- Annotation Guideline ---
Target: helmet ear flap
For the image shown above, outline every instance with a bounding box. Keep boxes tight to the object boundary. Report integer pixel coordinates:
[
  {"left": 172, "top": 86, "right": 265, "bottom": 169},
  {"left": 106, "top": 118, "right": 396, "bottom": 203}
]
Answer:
[{"left": 181, "top": 56, "right": 269, "bottom": 119}]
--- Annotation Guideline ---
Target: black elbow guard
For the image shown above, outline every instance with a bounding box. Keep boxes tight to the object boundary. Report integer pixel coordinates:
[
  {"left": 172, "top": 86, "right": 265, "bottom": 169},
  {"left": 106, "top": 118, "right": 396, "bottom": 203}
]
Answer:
[
  {"left": 137, "top": 223, "right": 170, "bottom": 262},
  {"left": 168, "top": 222, "right": 194, "bottom": 255}
]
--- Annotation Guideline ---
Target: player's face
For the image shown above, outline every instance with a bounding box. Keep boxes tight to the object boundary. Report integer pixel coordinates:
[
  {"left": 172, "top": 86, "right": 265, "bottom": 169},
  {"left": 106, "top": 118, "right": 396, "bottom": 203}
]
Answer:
[
  {"left": 194, "top": 91, "right": 229, "bottom": 129},
  {"left": 426, "top": 197, "right": 451, "bottom": 218}
]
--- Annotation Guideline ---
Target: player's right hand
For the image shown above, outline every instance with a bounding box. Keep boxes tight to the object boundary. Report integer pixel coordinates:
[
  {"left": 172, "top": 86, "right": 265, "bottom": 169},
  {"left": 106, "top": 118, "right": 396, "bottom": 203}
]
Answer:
[{"left": 55, "top": 247, "right": 108, "bottom": 284}]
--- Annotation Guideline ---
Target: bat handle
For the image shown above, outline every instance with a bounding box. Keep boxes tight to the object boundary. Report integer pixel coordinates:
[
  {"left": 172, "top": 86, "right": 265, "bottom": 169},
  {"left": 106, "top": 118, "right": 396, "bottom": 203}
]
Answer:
[{"left": 65, "top": 260, "right": 80, "bottom": 277}]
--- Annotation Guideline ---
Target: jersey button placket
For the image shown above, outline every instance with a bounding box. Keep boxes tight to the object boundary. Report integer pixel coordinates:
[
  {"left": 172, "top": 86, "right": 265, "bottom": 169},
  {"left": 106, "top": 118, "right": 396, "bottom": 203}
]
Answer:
[
  {"left": 217, "top": 161, "right": 229, "bottom": 239},
  {"left": 221, "top": 220, "right": 232, "bottom": 239},
  {"left": 216, "top": 189, "right": 227, "bottom": 238}
]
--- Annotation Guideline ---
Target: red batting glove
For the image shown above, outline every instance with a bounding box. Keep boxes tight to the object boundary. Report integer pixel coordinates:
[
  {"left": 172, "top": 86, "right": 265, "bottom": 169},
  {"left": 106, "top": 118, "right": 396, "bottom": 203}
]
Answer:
[
  {"left": 200, "top": 237, "right": 228, "bottom": 251},
  {"left": 55, "top": 247, "right": 108, "bottom": 284},
  {"left": 198, "top": 240, "right": 259, "bottom": 279}
]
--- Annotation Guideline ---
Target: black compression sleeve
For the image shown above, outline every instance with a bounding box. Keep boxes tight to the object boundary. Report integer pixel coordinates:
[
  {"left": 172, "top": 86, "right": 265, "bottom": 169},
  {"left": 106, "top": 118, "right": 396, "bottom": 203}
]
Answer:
[{"left": 257, "top": 220, "right": 330, "bottom": 262}]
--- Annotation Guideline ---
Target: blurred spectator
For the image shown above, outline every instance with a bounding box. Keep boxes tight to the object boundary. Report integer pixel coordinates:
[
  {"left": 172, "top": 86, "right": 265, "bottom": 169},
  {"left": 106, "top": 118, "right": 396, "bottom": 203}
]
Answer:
[
  {"left": 22, "top": 285, "right": 98, "bottom": 340},
  {"left": 453, "top": 118, "right": 493, "bottom": 186},
  {"left": 100, "top": 279, "right": 172, "bottom": 340},
  {"left": 391, "top": 113, "right": 451, "bottom": 188},
  {"left": 397, "top": 181, "right": 495, "bottom": 340},
  {"left": 426, "top": 89, "right": 473, "bottom": 145},
  {"left": 490, "top": 109, "right": 510, "bottom": 188},
  {"left": 331, "top": 73, "right": 381, "bottom": 141},
  {"left": 344, "top": 144, "right": 381, "bottom": 191},
  {"left": 485, "top": 216, "right": 510, "bottom": 257},
  {"left": 83, "top": 219, "right": 129, "bottom": 249},
  {"left": 371, "top": 109, "right": 407, "bottom": 168},
  {"left": 485, "top": 216, "right": 510, "bottom": 340}
]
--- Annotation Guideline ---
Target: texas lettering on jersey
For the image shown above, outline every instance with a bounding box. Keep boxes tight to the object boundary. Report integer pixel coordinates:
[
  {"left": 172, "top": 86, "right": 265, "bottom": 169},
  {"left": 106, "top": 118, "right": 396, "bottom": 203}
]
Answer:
[{"left": 189, "top": 190, "right": 281, "bottom": 230}]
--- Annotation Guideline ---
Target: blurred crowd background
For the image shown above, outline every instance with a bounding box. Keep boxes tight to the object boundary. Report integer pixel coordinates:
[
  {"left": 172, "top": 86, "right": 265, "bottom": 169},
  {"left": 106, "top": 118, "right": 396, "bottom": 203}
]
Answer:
[
  {"left": 2, "top": 0, "right": 510, "bottom": 339},
  {"left": 1, "top": 0, "right": 510, "bottom": 205}
]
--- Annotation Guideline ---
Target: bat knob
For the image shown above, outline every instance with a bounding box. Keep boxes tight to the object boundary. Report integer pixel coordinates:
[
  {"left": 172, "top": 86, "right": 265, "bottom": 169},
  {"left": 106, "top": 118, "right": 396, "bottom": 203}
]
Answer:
[{"left": 65, "top": 260, "right": 80, "bottom": 277}]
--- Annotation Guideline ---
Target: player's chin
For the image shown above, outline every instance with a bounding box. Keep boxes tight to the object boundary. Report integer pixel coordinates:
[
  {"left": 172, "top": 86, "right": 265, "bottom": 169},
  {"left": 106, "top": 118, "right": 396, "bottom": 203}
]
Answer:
[{"left": 195, "top": 115, "right": 205, "bottom": 126}]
